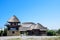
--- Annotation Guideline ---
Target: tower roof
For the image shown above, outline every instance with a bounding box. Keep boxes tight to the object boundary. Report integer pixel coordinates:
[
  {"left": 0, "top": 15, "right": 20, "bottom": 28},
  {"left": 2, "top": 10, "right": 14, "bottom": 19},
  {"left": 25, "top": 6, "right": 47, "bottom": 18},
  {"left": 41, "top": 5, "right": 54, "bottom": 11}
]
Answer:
[{"left": 8, "top": 15, "right": 20, "bottom": 22}]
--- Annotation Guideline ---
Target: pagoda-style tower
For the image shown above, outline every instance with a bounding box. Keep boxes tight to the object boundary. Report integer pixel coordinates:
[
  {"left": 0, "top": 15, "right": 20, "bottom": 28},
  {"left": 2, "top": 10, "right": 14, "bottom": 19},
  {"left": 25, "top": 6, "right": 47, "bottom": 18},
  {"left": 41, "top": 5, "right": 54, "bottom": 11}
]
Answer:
[{"left": 5, "top": 15, "right": 20, "bottom": 36}]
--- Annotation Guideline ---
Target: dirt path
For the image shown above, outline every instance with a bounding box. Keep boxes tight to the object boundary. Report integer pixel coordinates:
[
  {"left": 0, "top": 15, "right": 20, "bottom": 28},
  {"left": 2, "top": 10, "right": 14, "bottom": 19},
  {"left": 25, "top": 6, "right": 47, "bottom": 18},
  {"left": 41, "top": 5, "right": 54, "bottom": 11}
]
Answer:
[{"left": 0, "top": 36, "right": 60, "bottom": 40}]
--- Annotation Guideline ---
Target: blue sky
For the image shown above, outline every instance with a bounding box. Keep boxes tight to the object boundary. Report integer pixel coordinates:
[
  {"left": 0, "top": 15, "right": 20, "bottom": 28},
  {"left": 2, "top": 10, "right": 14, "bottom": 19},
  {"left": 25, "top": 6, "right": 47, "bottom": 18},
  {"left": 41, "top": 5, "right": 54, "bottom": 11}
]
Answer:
[{"left": 0, "top": 0, "right": 60, "bottom": 30}]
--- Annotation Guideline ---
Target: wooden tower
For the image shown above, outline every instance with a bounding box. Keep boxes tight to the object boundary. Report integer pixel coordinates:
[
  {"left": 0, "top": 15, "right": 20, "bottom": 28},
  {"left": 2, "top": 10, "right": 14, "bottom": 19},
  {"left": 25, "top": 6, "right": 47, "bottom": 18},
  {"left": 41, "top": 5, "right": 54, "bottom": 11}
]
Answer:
[{"left": 5, "top": 15, "right": 20, "bottom": 36}]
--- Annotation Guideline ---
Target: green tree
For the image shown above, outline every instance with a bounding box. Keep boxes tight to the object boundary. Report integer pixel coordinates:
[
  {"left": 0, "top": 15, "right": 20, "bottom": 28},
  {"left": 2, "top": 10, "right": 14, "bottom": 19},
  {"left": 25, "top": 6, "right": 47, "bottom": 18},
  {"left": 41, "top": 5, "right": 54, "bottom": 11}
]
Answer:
[
  {"left": 57, "top": 29, "right": 60, "bottom": 35},
  {"left": 0, "top": 30, "right": 3, "bottom": 36},
  {"left": 0, "top": 30, "right": 1, "bottom": 36},
  {"left": 0, "top": 28, "right": 7, "bottom": 36},
  {"left": 47, "top": 30, "right": 56, "bottom": 36},
  {"left": 3, "top": 28, "right": 7, "bottom": 36}
]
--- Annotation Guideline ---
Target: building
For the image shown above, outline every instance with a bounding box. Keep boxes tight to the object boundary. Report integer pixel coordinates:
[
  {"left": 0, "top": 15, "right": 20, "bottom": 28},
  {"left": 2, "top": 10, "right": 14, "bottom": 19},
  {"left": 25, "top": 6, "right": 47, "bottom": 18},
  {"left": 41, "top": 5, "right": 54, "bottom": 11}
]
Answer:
[{"left": 5, "top": 15, "right": 47, "bottom": 36}]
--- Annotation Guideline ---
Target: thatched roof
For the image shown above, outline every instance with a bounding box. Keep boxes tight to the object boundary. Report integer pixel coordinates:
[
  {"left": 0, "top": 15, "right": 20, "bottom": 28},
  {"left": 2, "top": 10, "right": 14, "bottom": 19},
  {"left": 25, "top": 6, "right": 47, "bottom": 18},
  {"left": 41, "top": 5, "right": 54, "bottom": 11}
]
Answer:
[
  {"left": 19, "top": 27, "right": 29, "bottom": 31},
  {"left": 22, "top": 22, "right": 35, "bottom": 24},
  {"left": 19, "top": 22, "right": 47, "bottom": 31},
  {"left": 33, "top": 23, "right": 47, "bottom": 31},
  {"left": 8, "top": 15, "right": 20, "bottom": 22}
]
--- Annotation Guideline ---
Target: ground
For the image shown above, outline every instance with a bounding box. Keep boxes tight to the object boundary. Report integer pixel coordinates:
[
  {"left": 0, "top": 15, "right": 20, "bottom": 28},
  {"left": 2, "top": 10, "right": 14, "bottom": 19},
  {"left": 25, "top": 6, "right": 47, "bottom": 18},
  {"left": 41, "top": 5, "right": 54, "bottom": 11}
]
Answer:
[{"left": 0, "top": 36, "right": 60, "bottom": 40}]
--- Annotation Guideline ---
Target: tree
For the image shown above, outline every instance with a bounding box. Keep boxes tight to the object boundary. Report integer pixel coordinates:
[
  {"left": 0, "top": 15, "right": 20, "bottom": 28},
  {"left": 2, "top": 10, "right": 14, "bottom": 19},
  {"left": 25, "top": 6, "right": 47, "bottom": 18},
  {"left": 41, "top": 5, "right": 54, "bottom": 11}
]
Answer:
[
  {"left": 47, "top": 30, "right": 56, "bottom": 36},
  {"left": 57, "top": 29, "right": 60, "bottom": 34},
  {"left": 3, "top": 28, "right": 7, "bottom": 36},
  {"left": 0, "top": 28, "right": 7, "bottom": 36},
  {"left": 0, "top": 30, "right": 3, "bottom": 36},
  {"left": 0, "top": 30, "right": 1, "bottom": 36}
]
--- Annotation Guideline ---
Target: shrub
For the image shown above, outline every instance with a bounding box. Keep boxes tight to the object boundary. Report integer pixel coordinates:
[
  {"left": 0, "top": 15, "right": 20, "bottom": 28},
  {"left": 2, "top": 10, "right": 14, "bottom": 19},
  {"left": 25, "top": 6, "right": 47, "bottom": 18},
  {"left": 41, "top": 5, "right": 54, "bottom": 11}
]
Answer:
[{"left": 47, "top": 30, "right": 56, "bottom": 36}]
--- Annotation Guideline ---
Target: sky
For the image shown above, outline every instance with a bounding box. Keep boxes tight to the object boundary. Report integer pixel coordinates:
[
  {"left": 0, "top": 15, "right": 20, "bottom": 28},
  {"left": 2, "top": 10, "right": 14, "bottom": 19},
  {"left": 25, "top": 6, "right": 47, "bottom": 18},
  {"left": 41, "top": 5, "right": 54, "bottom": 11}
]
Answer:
[{"left": 0, "top": 0, "right": 60, "bottom": 30}]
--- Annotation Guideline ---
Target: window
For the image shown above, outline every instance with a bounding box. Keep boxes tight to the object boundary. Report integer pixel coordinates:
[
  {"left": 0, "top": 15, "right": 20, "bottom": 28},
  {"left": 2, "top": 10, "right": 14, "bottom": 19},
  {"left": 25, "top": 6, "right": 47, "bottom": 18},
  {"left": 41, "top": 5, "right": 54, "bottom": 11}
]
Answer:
[
  {"left": 12, "top": 31, "right": 15, "bottom": 34},
  {"left": 10, "top": 28, "right": 16, "bottom": 31}
]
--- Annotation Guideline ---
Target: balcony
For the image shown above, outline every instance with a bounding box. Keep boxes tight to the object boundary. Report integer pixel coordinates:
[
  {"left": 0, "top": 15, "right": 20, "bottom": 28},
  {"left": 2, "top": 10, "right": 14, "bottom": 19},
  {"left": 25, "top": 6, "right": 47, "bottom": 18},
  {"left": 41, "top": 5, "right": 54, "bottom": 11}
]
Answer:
[{"left": 5, "top": 24, "right": 21, "bottom": 28}]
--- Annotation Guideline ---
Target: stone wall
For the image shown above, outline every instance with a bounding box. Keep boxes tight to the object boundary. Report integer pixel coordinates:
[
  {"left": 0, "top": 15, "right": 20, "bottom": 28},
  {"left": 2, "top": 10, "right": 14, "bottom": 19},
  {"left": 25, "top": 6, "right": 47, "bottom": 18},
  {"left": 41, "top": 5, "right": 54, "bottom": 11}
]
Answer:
[{"left": 7, "top": 30, "right": 20, "bottom": 36}]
